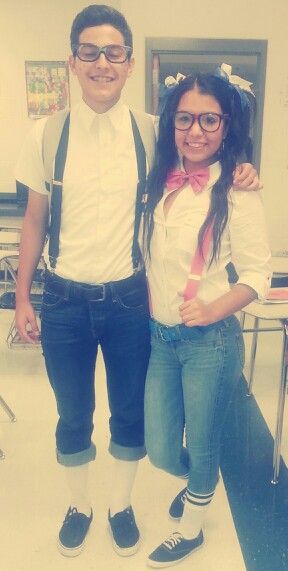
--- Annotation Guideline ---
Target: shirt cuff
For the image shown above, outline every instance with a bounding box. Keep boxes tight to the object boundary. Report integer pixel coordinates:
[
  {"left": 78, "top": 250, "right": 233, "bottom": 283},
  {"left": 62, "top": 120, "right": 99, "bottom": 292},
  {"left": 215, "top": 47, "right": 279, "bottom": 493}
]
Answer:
[{"left": 236, "top": 272, "right": 272, "bottom": 301}]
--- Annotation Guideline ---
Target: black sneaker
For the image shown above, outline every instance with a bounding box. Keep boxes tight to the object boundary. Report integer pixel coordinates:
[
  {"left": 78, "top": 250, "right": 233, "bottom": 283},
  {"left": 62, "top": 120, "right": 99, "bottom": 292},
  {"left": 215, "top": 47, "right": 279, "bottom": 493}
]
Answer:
[
  {"left": 58, "top": 506, "right": 93, "bottom": 557},
  {"left": 108, "top": 506, "right": 140, "bottom": 556},
  {"left": 168, "top": 488, "right": 187, "bottom": 521},
  {"left": 147, "top": 530, "right": 204, "bottom": 568}
]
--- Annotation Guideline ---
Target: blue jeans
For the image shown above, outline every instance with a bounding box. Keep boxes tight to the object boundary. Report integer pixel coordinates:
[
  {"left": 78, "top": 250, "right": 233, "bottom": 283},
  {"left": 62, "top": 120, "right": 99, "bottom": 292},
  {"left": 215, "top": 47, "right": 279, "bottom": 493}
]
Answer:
[
  {"left": 41, "top": 270, "right": 150, "bottom": 467},
  {"left": 144, "top": 315, "right": 244, "bottom": 495}
]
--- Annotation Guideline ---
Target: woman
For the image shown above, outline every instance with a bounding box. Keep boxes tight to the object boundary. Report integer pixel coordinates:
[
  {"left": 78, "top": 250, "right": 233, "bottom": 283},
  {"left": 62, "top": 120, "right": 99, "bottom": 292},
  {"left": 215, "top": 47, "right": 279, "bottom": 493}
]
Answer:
[{"left": 143, "top": 72, "right": 271, "bottom": 568}]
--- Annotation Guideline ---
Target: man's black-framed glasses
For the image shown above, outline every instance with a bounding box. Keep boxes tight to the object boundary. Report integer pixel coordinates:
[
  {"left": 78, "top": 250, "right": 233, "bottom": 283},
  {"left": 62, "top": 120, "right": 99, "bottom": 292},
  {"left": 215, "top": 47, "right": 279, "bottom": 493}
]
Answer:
[
  {"left": 174, "top": 111, "right": 229, "bottom": 133},
  {"left": 73, "top": 43, "right": 132, "bottom": 63}
]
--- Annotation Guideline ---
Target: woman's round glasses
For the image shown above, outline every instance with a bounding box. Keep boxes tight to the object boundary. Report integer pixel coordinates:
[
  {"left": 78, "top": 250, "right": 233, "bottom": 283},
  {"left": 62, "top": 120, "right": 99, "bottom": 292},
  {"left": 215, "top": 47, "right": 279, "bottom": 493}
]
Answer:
[
  {"left": 174, "top": 111, "right": 229, "bottom": 133},
  {"left": 73, "top": 43, "right": 132, "bottom": 64}
]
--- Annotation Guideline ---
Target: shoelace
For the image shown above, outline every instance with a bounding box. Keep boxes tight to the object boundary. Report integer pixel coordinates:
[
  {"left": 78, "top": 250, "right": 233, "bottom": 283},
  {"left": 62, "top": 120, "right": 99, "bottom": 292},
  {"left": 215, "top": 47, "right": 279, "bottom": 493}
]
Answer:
[
  {"left": 180, "top": 491, "right": 186, "bottom": 505},
  {"left": 163, "top": 532, "right": 184, "bottom": 550},
  {"left": 113, "top": 508, "right": 134, "bottom": 526},
  {"left": 63, "top": 506, "right": 78, "bottom": 524}
]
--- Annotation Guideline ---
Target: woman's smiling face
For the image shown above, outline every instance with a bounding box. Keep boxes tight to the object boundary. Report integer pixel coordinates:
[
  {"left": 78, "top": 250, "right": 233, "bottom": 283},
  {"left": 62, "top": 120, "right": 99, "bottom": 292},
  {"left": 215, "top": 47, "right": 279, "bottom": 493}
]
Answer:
[{"left": 175, "top": 86, "right": 227, "bottom": 171}]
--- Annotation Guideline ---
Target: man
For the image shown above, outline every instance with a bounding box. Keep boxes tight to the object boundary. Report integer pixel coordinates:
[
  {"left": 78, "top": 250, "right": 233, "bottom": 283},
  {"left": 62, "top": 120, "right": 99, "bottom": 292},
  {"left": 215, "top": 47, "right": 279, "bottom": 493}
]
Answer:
[{"left": 15, "top": 3, "right": 259, "bottom": 559}]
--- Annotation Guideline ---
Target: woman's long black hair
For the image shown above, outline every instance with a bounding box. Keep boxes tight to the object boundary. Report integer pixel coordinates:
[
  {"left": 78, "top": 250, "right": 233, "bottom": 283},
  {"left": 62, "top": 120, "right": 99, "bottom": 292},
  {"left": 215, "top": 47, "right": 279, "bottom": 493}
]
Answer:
[{"left": 144, "top": 73, "right": 252, "bottom": 264}]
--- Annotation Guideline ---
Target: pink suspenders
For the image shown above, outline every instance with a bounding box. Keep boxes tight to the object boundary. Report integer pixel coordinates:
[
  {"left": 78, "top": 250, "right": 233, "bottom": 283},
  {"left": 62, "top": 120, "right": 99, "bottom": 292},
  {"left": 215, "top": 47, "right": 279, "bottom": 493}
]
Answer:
[
  {"left": 183, "top": 222, "right": 213, "bottom": 302},
  {"left": 148, "top": 221, "right": 213, "bottom": 316}
]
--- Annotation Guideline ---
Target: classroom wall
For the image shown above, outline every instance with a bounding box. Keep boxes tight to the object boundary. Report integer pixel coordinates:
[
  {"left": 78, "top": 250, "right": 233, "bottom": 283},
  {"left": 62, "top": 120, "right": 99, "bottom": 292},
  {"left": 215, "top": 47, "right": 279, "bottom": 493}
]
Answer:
[{"left": 0, "top": 0, "right": 287, "bottom": 252}]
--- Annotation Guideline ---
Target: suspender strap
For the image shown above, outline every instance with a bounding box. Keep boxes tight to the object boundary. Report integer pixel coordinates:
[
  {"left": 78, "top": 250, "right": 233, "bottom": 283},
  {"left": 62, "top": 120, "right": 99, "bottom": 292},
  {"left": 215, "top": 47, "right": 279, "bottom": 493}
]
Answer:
[
  {"left": 47, "top": 110, "right": 147, "bottom": 273},
  {"left": 48, "top": 113, "right": 70, "bottom": 270},
  {"left": 183, "top": 222, "right": 214, "bottom": 301},
  {"left": 129, "top": 110, "right": 147, "bottom": 272}
]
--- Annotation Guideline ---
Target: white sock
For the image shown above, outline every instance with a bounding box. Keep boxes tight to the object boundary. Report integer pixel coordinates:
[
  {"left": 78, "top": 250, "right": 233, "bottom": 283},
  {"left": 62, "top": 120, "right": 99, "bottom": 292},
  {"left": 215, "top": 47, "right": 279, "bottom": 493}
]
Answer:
[
  {"left": 109, "top": 459, "right": 138, "bottom": 517},
  {"left": 64, "top": 464, "right": 92, "bottom": 516},
  {"left": 178, "top": 489, "right": 214, "bottom": 539}
]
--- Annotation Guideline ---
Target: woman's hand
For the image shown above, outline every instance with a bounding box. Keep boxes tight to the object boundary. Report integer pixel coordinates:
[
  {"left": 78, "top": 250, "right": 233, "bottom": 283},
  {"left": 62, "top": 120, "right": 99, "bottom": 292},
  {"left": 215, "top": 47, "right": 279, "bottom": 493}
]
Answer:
[
  {"left": 179, "top": 285, "right": 257, "bottom": 328},
  {"left": 179, "top": 298, "right": 216, "bottom": 327}
]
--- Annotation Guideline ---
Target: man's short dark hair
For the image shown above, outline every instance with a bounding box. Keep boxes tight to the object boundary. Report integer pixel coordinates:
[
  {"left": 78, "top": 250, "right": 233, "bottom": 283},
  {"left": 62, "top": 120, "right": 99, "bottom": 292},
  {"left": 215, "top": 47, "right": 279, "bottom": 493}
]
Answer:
[{"left": 70, "top": 4, "right": 133, "bottom": 55}]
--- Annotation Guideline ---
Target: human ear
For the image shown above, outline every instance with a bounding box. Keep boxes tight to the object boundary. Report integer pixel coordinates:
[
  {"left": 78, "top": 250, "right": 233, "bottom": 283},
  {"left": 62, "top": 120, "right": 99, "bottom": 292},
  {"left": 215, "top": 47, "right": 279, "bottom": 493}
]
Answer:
[
  {"left": 68, "top": 54, "right": 77, "bottom": 76},
  {"left": 127, "top": 56, "right": 135, "bottom": 78}
]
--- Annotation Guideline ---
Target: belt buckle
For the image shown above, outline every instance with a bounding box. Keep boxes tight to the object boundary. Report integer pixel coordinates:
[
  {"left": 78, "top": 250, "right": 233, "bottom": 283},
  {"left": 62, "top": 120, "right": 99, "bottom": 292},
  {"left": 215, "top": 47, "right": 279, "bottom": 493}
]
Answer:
[{"left": 94, "top": 284, "right": 106, "bottom": 302}]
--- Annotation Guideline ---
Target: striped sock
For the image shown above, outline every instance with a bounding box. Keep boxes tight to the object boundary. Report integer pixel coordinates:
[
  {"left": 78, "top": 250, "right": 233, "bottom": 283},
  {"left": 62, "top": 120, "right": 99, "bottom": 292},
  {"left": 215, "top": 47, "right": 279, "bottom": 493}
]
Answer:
[{"left": 178, "top": 488, "right": 214, "bottom": 539}]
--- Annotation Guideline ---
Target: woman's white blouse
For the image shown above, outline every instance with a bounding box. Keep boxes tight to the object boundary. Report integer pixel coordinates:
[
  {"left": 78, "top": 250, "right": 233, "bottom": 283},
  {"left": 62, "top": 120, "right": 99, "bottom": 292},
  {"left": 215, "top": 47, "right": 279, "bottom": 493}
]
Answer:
[{"left": 146, "top": 162, "right": 271, "bottom": 326}]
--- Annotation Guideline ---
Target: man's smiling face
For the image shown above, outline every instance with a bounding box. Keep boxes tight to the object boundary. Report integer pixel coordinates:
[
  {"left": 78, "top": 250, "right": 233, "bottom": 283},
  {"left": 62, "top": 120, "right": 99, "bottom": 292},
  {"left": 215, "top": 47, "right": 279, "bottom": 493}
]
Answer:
[{"left": 69, "top": 24, "right": 134, "bottom": 113}]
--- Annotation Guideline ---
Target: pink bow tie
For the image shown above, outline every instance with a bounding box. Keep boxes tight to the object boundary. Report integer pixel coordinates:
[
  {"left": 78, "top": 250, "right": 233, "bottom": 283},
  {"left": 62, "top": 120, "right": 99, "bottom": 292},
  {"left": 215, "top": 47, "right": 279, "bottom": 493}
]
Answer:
[{"left": 166, "top": 168, "right": 210, "bottom": 193}]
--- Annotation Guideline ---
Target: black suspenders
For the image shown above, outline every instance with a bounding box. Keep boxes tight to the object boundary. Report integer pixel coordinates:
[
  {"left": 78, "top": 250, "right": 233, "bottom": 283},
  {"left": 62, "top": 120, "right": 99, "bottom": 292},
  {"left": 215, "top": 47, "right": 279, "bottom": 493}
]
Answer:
[
  {"left": 129, "top": 110, "right": 147, "bottom": 272},
  {"left": 48, "top": 111, "right": 147, "bottom": 274},
  {"left": 48, "top": 114, "right": 70, "bottom": 270}
]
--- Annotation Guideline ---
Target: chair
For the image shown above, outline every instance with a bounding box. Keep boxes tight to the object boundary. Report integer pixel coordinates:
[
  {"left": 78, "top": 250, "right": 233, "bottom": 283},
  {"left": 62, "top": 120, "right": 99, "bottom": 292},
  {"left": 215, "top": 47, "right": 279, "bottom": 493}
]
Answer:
[
  {"left": 0, "top": 225, "right": 42, "bottom": 456},
  {"left": 241, "top": 254, "right": 288, "bottom": 484},
  {"left": 0, "top": 395, "right": 17, "bottom": 460},
  {"left": 1, "top": 291, "right": 43, "bottom": 349},
  {"left": 0, "top": 225, "right": 44, "bottom": 349},
  {"left": 0, "top": 226, "right": 21, "bottom": 291},
  {"left": 0, "top": 225, "right": 21, "bottom": 247},
  {"left": 0, "top": 227, "right": 20, "bottom": 457}
]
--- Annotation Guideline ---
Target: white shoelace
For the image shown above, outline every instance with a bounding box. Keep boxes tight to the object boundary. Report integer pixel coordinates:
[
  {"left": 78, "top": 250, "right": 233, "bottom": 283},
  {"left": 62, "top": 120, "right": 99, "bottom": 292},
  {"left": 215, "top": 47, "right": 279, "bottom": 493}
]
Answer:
[{"left": 163, "top": 532, "right": 184, "bottom": 550}]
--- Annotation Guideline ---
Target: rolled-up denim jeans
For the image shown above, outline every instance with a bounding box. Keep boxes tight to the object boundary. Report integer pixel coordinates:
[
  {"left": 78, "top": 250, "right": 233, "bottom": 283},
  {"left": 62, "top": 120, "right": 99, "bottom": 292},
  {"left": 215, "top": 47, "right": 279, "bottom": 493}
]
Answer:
[
  {"left": 41, "top": 270, "right": 150, "bottom": 467},
  {"left": 144, "top": 315, "right": 244, "bottom": 495}
]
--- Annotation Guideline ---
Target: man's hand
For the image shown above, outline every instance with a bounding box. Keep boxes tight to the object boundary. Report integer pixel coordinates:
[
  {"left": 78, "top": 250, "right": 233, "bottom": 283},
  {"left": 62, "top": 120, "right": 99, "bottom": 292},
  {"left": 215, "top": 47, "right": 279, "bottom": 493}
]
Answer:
[
  {"left": 233, "top": 163, "right": 262, "bottom": 191},
  {"left": 15, "top": 300, "right": 40, "bottom": 344}
]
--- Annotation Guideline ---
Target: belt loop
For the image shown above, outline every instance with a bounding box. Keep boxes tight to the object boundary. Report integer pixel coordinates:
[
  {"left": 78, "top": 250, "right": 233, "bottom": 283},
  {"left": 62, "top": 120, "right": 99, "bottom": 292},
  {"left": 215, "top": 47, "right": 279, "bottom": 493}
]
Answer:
[
  {"left": 63, "top": 280, "right": 71, "bottom": 301},
  {"left": 109, "top": 283, "right": 117, "bottom": 303},
  {"left": 159, "top": 325, "right": 166, "bottom": 342}
]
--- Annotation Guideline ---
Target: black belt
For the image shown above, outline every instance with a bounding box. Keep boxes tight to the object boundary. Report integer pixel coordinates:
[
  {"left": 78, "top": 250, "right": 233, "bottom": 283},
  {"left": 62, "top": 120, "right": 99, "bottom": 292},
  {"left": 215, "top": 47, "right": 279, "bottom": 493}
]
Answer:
[{"left": 44, "top": 270, "right": 146, "bottom": 302}]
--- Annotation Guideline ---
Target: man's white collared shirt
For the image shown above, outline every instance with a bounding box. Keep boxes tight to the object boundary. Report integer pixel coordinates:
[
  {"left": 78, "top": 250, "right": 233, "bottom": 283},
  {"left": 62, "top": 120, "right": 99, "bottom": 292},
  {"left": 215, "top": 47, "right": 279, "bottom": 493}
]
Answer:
[{"left": 15, "top": 100, "right": 139, "bottom": 283}]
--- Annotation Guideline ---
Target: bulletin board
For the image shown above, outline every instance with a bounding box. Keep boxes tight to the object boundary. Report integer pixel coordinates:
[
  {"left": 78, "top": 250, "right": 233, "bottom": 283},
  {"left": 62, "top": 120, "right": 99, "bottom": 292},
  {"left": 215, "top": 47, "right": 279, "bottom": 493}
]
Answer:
[{"left": 25, "top": 60, "right": 70, "bottom": 118}]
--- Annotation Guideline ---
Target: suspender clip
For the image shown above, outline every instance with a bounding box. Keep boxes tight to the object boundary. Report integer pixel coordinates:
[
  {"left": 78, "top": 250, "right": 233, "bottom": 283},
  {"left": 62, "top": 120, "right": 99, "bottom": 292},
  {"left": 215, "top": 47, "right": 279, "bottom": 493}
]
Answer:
[
  {"left": 49, "top": 256, "right": 57, "bottom": 273},
  {"left": 52, "top": 179, "right": 63, "bottom": 187}
]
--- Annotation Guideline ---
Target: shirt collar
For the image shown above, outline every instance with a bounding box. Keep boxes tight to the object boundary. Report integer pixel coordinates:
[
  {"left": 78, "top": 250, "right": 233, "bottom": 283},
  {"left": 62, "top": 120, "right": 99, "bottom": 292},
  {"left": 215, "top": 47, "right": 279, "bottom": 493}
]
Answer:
[{"left": 77, "top": 98, "right": 127, "bottom": 132}]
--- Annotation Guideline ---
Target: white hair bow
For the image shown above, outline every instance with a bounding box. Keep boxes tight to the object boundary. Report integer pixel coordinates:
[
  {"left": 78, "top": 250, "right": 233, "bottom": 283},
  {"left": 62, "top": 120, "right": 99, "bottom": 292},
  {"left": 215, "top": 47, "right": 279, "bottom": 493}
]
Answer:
[
  {"left": 164, "top": 73, "right": 186, "bottom": 87},
  {"left": 220, "top": 63, "right": 254, "bottom": 94}
]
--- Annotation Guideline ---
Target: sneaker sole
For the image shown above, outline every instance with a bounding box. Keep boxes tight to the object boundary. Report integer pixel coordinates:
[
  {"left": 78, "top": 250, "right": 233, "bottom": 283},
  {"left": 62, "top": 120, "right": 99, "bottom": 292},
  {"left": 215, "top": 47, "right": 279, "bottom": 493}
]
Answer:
[
  {"left": 58, "top": 529, "right": 90, "bottom": 558},
  {"left": 168, "top": 513, "right": 182, "bottom": 522},
  {"left": 108, "top": 525, "right": 141, "bottom": 557},
  {"left": 147, "top": 539, "right": 204, "bottom": 568}
]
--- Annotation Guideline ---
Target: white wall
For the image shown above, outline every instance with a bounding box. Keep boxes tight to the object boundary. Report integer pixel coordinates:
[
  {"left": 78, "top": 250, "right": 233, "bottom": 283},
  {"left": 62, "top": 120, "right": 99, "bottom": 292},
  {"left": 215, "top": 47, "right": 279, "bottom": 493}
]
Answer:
[{"left": 0, "top": 0, "right": 287, "bottom": 251}]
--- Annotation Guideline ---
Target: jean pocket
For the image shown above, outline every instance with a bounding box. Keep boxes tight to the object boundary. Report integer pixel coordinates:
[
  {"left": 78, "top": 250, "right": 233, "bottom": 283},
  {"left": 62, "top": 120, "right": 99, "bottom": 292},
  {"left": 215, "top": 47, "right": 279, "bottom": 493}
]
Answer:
[
  {"left": 42, "top": 290, "right": 66, "bottom": 310},
  {"left": 114, "top": 285, "right": 148, "bottom": 311},
  {"left": 183, "top": 326, "right": 223, "bottom": 349}
]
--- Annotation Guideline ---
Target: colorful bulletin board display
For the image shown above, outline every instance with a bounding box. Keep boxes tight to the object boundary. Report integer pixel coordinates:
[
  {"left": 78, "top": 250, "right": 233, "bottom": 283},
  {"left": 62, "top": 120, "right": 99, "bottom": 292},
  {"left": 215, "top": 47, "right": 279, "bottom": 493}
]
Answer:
[{"left": 25, "top": 61, "right": 70, "bottom": 118}]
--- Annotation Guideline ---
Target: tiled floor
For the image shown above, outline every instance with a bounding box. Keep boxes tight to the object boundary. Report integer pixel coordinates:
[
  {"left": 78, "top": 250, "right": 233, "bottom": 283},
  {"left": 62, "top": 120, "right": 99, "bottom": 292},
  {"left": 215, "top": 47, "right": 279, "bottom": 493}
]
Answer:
[{"left": 0, "top": 309, "right": 287, "bottom": 571}]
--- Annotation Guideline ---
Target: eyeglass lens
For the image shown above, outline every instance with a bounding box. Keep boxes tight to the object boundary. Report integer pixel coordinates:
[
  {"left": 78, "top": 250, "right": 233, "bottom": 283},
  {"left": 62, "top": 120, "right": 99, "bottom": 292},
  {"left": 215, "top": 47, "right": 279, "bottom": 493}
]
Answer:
[
  {"left": 174, "top": 112, "right": 222, "bottom": 132},
  {"left": 76, "top": 44, "right": 130, "bottom": 63}
]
